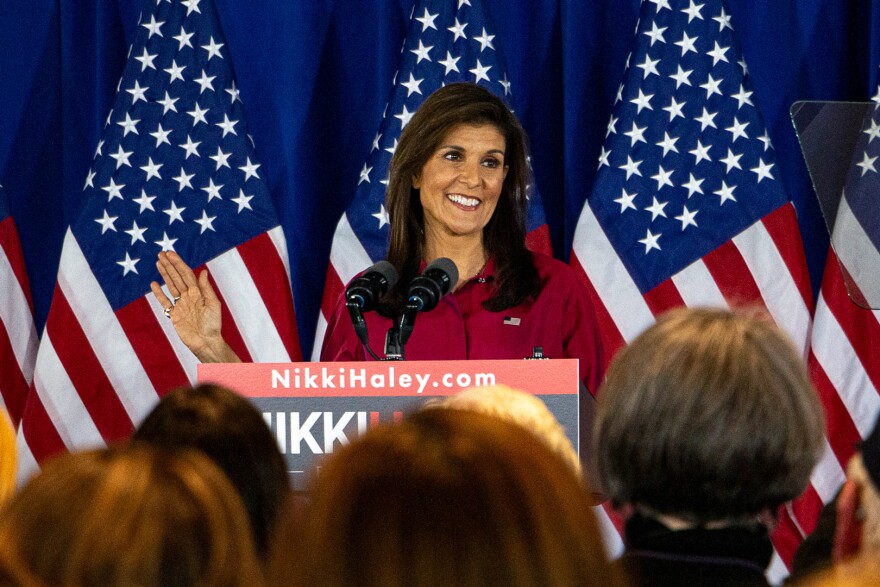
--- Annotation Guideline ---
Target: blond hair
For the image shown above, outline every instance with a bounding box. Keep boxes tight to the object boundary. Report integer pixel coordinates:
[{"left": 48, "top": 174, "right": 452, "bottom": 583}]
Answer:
[
  {"left": 595, "top": 307, "right": 824, "bottom": 521},
  {"left": 0, "top": 445, "right": 263, "bottom": 587},
  {"left": 433, "top": 384, "right": 581, "bottom": 476},
  {"left": 293, "top": 408, "right": 619, "bottom": 587}
]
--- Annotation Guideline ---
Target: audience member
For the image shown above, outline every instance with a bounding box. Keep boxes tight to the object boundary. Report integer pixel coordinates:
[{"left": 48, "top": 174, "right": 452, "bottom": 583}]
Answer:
[
  {"left": 0, "top": 410, "right": 15, "bottom": 505},
  {"left": 277, "top": 407, "right": 620, "bottom": 587},
  {"left": 594, "top": 307, "right": 825, "bottom": 586},
  {"left": 132, "top": 383, "right": 290, "bottom": 557},
  {"left": 432, "top": 383, "right": 582, "bottom": 476},
  {"left": 788, "top": 413, "right": 880, "bottom": 586},
  {"left": 0, "top": 445, "right": 262, "bottom": 587}
]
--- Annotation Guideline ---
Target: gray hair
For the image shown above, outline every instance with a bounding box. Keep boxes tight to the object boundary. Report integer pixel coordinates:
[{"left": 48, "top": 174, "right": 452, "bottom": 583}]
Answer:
[{"left": 594, "top": 307, "right": 824, "bottom": 522}]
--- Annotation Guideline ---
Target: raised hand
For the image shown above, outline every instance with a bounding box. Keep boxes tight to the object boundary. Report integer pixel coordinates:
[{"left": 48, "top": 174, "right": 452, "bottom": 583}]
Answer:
[{"left": 150, "top": 251, "right": 241, "bottom": 363}]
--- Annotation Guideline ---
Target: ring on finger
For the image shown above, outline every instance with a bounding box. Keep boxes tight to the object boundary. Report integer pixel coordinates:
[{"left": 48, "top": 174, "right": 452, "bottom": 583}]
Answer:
[
  {"left": 172, "top": 296, "right": 181, "bottom": 303},
  {"left": 164, "top": 306, "right": 173, "bottom": 318}
]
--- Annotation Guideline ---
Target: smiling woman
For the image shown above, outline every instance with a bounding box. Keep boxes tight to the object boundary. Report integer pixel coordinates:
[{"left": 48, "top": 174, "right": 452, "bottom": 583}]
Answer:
[
  {"left": 414, "top": 123, "right": 507, "bottom": 246},
  {"left": 321, "top": 83, "right": 605, "bottom": 396},
  {"left": 149, "top": 82, "right": 604, "bottom": 395}
]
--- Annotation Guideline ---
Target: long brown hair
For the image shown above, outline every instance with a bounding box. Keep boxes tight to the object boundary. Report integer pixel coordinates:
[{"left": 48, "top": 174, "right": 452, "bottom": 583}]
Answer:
[
  {"left": 288, "top": 408, "right": 619, "bottom": 587},
  {"left": 0, "top": 445, "right": 263, "bottom": 587},
  {"left": 382, "top": 82, "right": 541, "bottom": 315},
  {"left": 133, "top": 383, "right": 290, "bottom": 558},
  {"left": 595, "top": 307, "right": 824, "bottom": 522}
]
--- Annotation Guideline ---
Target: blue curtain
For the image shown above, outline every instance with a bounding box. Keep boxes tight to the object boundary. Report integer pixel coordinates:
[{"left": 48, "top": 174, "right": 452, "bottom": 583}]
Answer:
[{"left": 2, "top": 0, "right": 879, "bottom": 354}]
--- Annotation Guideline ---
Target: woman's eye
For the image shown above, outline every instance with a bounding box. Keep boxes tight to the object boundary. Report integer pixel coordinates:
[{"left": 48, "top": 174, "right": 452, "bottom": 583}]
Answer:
[
  {"left": 482, "top": 158, "right": 500, "bottom": 168},
  {"left": 443, "top": 151, "right": 462, "bottom": 161}
]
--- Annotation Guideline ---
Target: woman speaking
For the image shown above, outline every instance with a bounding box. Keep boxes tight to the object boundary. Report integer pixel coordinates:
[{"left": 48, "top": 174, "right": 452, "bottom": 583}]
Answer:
[{"left": 152, "top": 83, "right": 604, "bottom": 394}]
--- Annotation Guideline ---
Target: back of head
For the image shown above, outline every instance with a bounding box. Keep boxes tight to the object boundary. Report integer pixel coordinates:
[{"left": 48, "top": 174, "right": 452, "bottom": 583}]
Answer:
[
  {"left": 296, "top": 408, "right": 617, "bottom": 587},
  {"left": 0, "top": 410, "right": 15, "bottom": 506},
  {"left": 434, "top": 384, "right": 582, "bottom": 476},
  {"left": 0, "top": 445, "right": 261, "bottom": 587},
  {"left": 595, "top": 307, "right": 824, "bottom": 522},
  {"left": 133, "top": 383, "right": 289, "bottom": 555}
]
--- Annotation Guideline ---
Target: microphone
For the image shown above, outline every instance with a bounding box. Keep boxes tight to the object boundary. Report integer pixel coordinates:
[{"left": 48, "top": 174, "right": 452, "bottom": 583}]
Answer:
[
  {"left": 346, "top": 261, "right": 398, "bottom": 347},
  {"left": 406, "top": 257, "right": 459, "bottom": 312},
  {"left": 345, "top": 260, "right": 398, "bottom": 312},
  {"left": 398, "top": 258, "right": 458, "bottom": 347}
]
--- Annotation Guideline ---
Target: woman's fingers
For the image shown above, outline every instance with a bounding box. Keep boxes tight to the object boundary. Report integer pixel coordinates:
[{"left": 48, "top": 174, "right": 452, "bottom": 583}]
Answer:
[
  {"left": 150, "top": 280, "right": 172, "bottom": 309},
  {"left": 166, "top": 251, "right": 200, "bottom": 289},
  {"left": 156, "top": 251, "right": 201, "bottom": 297},
  {"left": 198, "top": 269, "right": 218, "bottom": 305},
  {"left": 156, "top": 252, "right": 185, "bottom": 297}
]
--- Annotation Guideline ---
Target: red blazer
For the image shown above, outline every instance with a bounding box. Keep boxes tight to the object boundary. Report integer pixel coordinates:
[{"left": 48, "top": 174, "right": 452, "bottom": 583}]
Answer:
[{"left": 321, "top": 253, "right": 604, "bottom": 395}]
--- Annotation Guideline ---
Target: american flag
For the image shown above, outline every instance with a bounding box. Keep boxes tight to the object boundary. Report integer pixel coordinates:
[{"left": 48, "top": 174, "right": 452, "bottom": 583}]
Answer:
[
  {"left": 0, "top": 184, "right": 37, "bottom": 428},
  {"left": 16, "top": 0, "right": 301, "bottom": 479},
  {"left": 311, "top": 0, "right": 551, "bottom": 360},
  {"left": 808, "top": 103, "right": 880, "bottom": 539},
  {"left": 570, "top": 0, "right": 818, "bottom": 575}
]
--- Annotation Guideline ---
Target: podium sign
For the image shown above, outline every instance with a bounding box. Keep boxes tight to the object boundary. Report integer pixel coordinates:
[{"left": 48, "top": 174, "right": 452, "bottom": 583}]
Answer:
[{"left": 198, "top": 359, "right": 579, "bottom": 490}]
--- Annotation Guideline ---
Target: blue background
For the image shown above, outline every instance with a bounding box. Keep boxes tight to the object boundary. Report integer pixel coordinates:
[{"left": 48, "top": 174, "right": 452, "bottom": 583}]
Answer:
[{"left": 1, "top": 0, "right": 879, "bottom": 354}]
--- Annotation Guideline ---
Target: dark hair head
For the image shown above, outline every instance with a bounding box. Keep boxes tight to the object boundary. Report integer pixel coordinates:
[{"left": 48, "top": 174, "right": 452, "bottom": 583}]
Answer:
[
  {"left": 383, "top": 82, "right": 540, "bottom": 314},
  {"left": 0, "top": 445, "right": 261, "bottom": 587},
  {"left": 594, "top": 307, "right": 825, "bottom": 522},
  {"left": 133, "top": 383, "right": 289, "bottom": 556},
  {"left": 292, "top": 408, "right": 619, "bottom": 587}
]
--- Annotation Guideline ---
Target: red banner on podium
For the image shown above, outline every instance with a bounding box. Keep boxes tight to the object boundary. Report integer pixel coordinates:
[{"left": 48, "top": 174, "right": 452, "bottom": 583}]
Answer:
[{"left": 199, "top": 359, "right": 579, "bottom": 490}]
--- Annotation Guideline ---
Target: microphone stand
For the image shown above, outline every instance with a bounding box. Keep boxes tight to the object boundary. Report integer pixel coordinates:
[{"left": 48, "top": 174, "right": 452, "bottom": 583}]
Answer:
[
  {"left": 384, "top": 300, "right": 420, "bottom": 361},
  {"left": 383, "top": 326, "right": 404, "bottom": 361}
]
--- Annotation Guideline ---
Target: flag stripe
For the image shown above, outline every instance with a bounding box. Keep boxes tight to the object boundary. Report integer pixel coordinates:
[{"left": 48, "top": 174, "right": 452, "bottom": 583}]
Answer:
[
  {"left": 18, "top": 392, "right": 66, "bottom": 474},
  {"left": 734, "top": 213, "right": 812, "bottom": 355},
  {"left": 810, "top": 353, "right": 863, "bottom": 467},
  {"left": 832, "top": 194, "right": 880, "bottom": 309},
  {"left": 45, "top": 287, "right": 134, "bottom": 440},
  {"left": 30, "top": 334, "right": 105, "bottom": 452},
  {"left": 0, "top": 320, "right": 29, "bottom": 421},
  {"left": 670, "top": 259, "right": 729, "bottom": 308},
  {"left": 116, "top": 297, "right": 191, "bottom": 397},
  {"left": 0, "top": 233, "right": 38, "bottom": 383},
  {"left": 761, "top": 204, "right": 814, "bottom": 315},
  {"left": 236, "top": 231, "right": 302, "bottom": 360},
  {"left": 593, "top": 504, "right": 625, "bottom": 559},
  {"left": 572, "top": 202, "right": 655, "bottom": 343},
  {"left": 207, "top": 273, "right": 254, "bottom": 363},
  {"left": 330, "top": 214, "right": 373, "bottom": 285},
  {"left": 311, "top": 266, "right": 343, "bottom": 362},
  {"left": 811, "top": 290, "right": 880, "bottom": 439},
  {"left": 819, "top": 252, "right": 880, "bottom": 393},
  {"left": 57, "top": 232, "right": 159, "bottom": 423},
  {"left": 313, "top": 214, "right": 373, "bottom": 359},
  {"left": 570, "top": 253, "right": 624, "bottom": 370},
  {"left": 643, "top": 278, "right": 687, "bottom": 316},
  {"left": 209, "top": 246, "right": 290, "bottom": 362},
  {"left": 703, "top": 240, "right": 762, "bottom": 307},
  {"left": 808, "top": 439, "right": 846, "bottom": 504},
  {"left": 14, "top": 425, "right": 39, "bottom": 486},
  {"left": 0, "top": 216, "right": 34, "bottom": 312},
  {"left": 268, "top": 225, "right": 292, "bottom": 282},
  {"left": 812, "top": 326, "right": 879, "bottom": 442}
]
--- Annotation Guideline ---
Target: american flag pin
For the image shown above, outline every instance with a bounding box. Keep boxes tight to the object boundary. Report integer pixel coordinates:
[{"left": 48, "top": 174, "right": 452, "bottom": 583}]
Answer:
[{"left": 503, "top": 317, "right": 521, "bottom": 326}]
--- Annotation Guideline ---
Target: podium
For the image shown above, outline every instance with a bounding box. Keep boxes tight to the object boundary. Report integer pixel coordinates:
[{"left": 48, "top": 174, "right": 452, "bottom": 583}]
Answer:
[{"left": 199, "top": 359, "right": 580, "bottom": 490}]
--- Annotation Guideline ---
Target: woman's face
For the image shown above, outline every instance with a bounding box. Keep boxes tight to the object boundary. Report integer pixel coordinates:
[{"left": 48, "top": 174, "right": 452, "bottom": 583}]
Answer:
[{"left": 414, "top": 123, "right": 508, "bottom": 243}]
